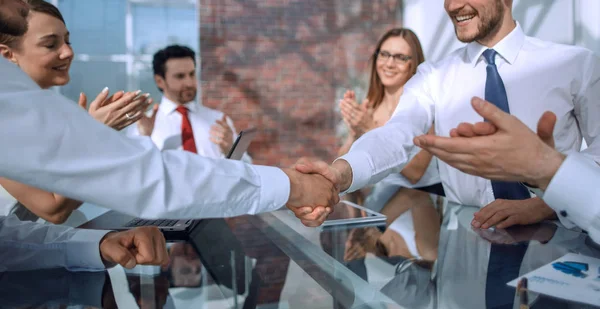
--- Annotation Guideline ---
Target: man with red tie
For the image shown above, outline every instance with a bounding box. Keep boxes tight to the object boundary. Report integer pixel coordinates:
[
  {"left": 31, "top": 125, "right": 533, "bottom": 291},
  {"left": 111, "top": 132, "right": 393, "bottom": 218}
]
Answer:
[{"left": 132, "top": 45, "right": 252, "bottom": 162}]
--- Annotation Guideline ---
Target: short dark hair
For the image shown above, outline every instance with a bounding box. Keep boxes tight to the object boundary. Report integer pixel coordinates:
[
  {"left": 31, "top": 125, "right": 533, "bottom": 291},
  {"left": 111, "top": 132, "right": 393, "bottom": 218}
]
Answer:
[
  {"left": 0, "top": 0, "right": 66, "bottom": 48},
  {"left": 152, "top": 45, "right": 196, "bottom": 78}
]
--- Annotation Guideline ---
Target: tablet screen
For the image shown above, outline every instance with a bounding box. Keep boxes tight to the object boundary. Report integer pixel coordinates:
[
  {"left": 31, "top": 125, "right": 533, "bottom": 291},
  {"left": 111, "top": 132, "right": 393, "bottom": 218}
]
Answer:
[{"left": 323, "top": 201, "right": 386, "bottom": 226}]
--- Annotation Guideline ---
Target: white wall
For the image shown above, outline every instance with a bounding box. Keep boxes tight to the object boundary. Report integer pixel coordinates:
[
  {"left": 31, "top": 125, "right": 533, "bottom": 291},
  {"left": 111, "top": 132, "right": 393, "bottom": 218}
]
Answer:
[{"left": 403, "top": 0, "right": 600, "bottom": 62}]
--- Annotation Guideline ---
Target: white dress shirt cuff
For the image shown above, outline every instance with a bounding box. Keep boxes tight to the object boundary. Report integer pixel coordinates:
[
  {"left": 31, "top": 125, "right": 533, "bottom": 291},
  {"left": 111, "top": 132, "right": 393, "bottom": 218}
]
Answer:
[
  {"left": 337, "top": 150, "right": 372, "bottom": 193},
  {"left": 253, "top": 165, "right": 290, "bottom": 212},
  {"left": 544, "top": 153, "right": 600, "bottom": 232},
  {"left": 66, "top": 229, "right": 111, "bottom": 271}
]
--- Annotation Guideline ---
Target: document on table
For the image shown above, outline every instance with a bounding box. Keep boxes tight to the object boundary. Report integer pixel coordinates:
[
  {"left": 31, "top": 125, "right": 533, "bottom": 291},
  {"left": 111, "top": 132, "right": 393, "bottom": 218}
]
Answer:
[{"left": 508, "top": 253, "right": 600, "bottom": 306}]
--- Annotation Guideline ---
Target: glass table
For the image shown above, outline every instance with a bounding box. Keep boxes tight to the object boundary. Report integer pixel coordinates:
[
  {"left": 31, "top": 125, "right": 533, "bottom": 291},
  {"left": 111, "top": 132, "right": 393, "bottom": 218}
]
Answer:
[{"left": 2, "top": 189, "right": 600, "bottom": 308}]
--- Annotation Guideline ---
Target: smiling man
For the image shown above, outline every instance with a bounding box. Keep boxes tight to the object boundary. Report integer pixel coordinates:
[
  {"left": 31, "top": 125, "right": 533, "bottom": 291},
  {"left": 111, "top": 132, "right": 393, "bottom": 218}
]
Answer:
[{"left": 298, "top": 0, "right": 600, "bottom": 229}]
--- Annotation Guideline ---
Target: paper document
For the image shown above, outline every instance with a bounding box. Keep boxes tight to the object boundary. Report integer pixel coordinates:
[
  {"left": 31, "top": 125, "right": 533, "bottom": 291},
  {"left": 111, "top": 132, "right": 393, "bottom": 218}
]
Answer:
[{"left": 508, "top": 253, "right": 600, "bottom": 306}]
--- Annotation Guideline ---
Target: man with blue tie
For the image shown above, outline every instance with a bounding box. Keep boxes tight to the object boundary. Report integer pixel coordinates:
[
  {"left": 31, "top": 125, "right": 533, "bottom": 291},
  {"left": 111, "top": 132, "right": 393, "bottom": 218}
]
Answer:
[
  {"left": 297, "top": 1, "right": 600, "bottom": 307},
  {"left": 298, "top": 0, "right": 600, "bottom": 230}
]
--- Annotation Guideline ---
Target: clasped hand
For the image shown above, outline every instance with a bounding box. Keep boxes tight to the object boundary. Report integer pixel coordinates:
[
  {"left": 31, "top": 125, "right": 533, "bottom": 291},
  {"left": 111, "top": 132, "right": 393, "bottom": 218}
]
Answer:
[{"left": 284, "top": 158, "right": 354, "bottom": 227}]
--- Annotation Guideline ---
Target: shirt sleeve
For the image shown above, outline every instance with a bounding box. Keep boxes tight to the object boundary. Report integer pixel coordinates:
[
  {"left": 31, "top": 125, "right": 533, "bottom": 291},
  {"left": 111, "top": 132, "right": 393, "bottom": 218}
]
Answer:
[
  {"left": 574, "top": 51, "right": 600, "bottom": 164},
  {"left": 338, "top": 63, "right": 436, "bottom": 193},
  {"left": 544, "top": 153, "right": 600, "bottom": 243},
  {"left": 0, "top": 268, "right": 106, "bottom": 308},
  {"left": 0, "top": 58, "right": 290, "bottom": 219},
  {"left": 0, "top": 214, "right": 109, "bottom": 271}
]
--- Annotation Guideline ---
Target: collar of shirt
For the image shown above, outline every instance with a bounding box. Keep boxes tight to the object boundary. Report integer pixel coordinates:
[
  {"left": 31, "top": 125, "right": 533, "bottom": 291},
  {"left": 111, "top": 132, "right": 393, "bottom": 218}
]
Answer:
[
  {"left": 466, "top": 21, "right": 526, "bottom": 67},
  {"left": 159, "top": 96, "right": 201, "bottom": 115}
]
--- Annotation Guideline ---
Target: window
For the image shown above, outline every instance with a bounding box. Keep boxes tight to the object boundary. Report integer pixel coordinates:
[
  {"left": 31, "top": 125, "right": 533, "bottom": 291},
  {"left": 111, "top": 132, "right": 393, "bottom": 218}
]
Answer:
[{"left": 54, "top": 0, "right": 198, "bottom": 103}]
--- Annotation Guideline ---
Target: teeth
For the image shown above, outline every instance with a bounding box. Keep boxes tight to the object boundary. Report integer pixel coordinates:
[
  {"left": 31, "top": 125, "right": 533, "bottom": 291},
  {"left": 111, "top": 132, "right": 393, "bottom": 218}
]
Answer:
[
  {"left": 456, "top": 14, "right": 475, "bottom": 22},
  {"left": 53, "top": 65, "right": 68, "bottom": 71},
  {"left": 383, "top": 70, "right": 397, "bottom": 77}
]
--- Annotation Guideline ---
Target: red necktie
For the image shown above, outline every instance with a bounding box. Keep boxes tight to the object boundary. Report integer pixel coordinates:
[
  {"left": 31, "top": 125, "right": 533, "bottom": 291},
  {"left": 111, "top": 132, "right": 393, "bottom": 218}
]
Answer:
[{"left": 176, "top": 106, "right": 197, "bottom": 154}]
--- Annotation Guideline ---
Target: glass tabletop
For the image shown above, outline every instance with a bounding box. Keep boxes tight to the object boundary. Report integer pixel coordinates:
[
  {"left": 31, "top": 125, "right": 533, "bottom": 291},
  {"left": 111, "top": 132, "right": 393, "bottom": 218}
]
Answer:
[{"left": 2, "top": 189, "right": 600, "bottom": 309}]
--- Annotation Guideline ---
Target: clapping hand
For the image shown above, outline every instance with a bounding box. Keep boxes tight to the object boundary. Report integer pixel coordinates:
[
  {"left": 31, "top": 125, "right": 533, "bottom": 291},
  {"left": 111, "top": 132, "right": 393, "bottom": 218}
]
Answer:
[
  {"left": 209, "top": 114, "right": 235, "bottom": 155},
  {"left": 414, "top": 97, "right": 564, "bottom": 190},
  {"left": 79, "top": 88, "right": 152, "bottom": 131},
  {"left": 137, "top": 103, "right": 159, "bottom": 136},
  {"left": 339, "top": 90, "right": 375, "bottom": 137}
]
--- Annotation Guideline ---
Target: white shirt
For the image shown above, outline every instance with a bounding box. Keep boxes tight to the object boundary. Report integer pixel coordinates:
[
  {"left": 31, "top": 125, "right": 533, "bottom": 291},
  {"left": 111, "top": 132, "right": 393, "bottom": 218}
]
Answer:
[
  {"left": 341, "top": 23, "right": 600, "bottom": 207},
  {"left": 130, "top": 96, "right": 252, "bottom": 163},
  {"left": 544, "top": 153, "right": 600, "bottom": 243},
  {"left": 0, "top": 214, "right": 109, "bottom": 271},
  {"left": 0, "top": 57, "right": 290, "bottom": 219}
]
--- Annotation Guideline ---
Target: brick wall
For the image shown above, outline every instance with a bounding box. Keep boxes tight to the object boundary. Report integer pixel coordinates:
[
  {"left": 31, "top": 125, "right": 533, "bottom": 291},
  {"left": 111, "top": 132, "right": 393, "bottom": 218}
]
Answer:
[{"left": 200, "top": 0, "right": 403, "bottom": 167}]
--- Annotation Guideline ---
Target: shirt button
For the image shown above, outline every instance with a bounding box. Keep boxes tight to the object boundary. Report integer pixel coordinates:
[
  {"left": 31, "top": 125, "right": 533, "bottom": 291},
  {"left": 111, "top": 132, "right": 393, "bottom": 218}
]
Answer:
[{"left": 560, "top": 210, "right": 568, "bottom": 217}]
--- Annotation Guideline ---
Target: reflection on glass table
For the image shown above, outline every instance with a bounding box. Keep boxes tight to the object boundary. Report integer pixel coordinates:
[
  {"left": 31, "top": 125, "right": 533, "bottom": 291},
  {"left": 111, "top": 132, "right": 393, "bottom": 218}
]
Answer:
[{"left": 6, "top": 188, "right": 600, "bottom": 309}]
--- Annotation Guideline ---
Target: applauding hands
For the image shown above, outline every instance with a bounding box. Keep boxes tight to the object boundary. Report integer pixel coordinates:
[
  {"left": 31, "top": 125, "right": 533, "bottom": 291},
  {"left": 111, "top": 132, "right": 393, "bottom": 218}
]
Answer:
[
  {"left": 339, "top": 90, "right": 375, "bottom": 138},
  {"left": 210, "top": 114, "right": 235, "bottom": 155},
  {"left": 79, "top": 87, "right": 154, "bottom": 131}
]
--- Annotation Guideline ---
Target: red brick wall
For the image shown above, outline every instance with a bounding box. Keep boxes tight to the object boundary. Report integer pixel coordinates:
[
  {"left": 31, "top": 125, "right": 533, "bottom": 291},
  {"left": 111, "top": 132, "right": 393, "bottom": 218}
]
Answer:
[{"left": 200, "top": 0, "right": 403, "bottom": 167}]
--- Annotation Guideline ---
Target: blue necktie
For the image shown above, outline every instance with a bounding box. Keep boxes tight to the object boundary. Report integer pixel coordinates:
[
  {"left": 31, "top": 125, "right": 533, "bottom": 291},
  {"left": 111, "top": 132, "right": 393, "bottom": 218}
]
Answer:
[
  {"left": 483, "top": 49, "right": 529, "bottom": 309},
  {"left": 483, "top": 49, "right": 530, "bottom": 201}
]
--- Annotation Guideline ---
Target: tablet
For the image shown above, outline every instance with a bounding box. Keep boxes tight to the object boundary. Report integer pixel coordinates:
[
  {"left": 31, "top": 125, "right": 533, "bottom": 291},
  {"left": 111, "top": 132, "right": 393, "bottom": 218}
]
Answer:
[
  {"left": 227, "top": 128, "right": 257, "bottom": 160},
  {"left": 321, "top": 200, "right": 387, "bottom": 228}
]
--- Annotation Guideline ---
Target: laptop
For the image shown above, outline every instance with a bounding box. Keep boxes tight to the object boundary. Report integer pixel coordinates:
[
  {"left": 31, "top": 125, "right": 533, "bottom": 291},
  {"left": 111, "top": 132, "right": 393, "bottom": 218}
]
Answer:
[{"left": 79, "top": 128, "right": 258, "bottom": 239}]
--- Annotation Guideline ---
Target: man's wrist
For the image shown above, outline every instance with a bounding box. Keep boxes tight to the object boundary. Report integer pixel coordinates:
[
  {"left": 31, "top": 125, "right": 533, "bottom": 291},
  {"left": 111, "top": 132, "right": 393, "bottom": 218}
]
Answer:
[
  {"left": 332, "top": 159, "right": 352, "bottom": 192},
  {"left": 99, "top": 232, "right": 117, "bottom": 268},
  {"left": 530, "top": 150, "right": 566, "bottom": 191},
  {"left": 281, "top": 168, "right": 299, "bottom": 205}
]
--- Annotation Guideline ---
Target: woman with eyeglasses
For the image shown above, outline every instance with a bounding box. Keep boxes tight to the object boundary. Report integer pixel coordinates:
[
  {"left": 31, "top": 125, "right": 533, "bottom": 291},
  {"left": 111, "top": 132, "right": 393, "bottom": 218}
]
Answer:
[
  {"left": 338, "top": 28, "right": 441, "bottom": 212},
  {"left": 0, "top": 0, "right": 153, "bottom": 223},
  {"left": 338, "top": 29, "right": 442, "bottom": 274}
]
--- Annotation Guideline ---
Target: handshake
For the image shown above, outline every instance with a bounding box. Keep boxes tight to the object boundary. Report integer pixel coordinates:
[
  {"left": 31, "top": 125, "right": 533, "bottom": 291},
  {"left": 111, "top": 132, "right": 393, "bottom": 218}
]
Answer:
[{"left": 282, "top": 158, "right": 354, "bottom": 227}]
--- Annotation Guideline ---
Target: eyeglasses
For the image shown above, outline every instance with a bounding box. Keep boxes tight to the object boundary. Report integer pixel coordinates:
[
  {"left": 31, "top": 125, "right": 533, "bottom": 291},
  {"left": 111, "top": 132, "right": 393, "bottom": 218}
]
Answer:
[{"left": 376, "top": 50, "right": 412, "bottom": 64}]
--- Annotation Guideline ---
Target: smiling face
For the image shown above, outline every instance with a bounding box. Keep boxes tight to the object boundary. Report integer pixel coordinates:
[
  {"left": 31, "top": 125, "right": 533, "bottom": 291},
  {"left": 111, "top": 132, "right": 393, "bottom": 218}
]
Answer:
[
  {"left": 376, "top": 36, "right": 414, "bottom": 91},
  {"left": 4, "top": 11, "right": 73, "bottom": 89},
  {"left": 155, "top": 57, "right": 197, "bottom": 105},
  {"left": 445, "top": 0, "right": 505, "bottom": 43}
]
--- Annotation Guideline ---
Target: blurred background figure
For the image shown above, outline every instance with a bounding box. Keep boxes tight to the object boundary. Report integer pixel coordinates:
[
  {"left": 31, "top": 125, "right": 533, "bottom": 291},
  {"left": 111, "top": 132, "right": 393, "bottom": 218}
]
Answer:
[{"left": 128, "top": 44, "right": 253, "bottom": 163}]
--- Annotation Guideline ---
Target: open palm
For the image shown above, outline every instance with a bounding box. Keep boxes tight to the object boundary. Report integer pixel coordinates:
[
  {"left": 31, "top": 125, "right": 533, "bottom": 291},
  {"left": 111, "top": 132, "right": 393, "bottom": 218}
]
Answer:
[{"left": 137, "top": 103, "right": 159, "bottom": 136}]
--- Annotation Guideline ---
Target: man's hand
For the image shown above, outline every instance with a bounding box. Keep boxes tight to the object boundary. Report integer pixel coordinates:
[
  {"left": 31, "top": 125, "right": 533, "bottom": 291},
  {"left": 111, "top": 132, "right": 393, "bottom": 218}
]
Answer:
[
  {"left": 99, "top": 227, "right": 169, "bottom": 269},
  {"left": 79, "top": 89, "right": 151, "bottom": 131},
  {"left": 414, "top": 97, "right": 565, "bottom": 190},
  {"left": 209, "top": 115, "right": 234, "bottom": 155},
  {"left": 282, "top": 168, "right": 339, "bottom": 227},
  {"left": 472, "top": 198, "right": 557, "bottom": 229},
  {"left": 136, "top": 103, "right": 159, "bottom": 136},
  {"left": 294, "top": 158, "right": 353, "bottom": 192}
]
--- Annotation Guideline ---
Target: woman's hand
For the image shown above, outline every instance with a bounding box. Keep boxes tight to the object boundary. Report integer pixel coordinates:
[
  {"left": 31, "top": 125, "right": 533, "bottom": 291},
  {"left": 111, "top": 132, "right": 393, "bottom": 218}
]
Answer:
[
  {"left": 339, "top": 90, "right": 375, "bottom": 137},
  {"left": 136, "top": 103, "right": 159, "bottom": 136},
  {"left": 79, "top": 88, "right": 152, "bottom": 131}
]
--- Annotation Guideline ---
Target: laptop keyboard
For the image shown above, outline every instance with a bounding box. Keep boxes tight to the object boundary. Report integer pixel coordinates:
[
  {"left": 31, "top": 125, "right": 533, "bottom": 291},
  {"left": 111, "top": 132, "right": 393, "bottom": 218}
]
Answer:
[{"left": 125, "top": 218, "right": 179, "bottom": 228}]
